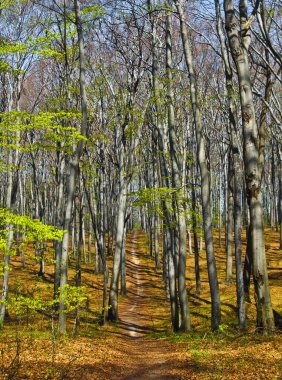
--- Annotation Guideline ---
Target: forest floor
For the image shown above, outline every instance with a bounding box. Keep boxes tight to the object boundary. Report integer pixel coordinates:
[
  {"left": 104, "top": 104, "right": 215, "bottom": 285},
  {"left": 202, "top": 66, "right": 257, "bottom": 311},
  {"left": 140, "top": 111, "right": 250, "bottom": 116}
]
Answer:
[{"left": 0, "top": 229, "right": 282, "bottom": 379}]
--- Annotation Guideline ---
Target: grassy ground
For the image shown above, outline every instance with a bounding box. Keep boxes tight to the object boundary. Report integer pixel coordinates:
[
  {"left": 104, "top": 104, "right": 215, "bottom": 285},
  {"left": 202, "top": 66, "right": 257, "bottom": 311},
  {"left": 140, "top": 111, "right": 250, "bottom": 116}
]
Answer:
[{"left": 0, "top": 228, "right": 281, "bottom": 379}]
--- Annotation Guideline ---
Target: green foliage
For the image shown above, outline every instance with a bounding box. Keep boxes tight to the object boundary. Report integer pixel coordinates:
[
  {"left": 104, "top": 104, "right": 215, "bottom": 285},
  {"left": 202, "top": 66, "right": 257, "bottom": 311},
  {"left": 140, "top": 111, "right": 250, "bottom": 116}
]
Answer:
[
  {"left": 218, "top": 324, "right": 229, "bottom": 333},
  {"left": 0, "top": 208, "right": 64, "bottom": 250},
  {"left": 58, "top": 284, "right": 87, "bottom": 314},
  {"left": 0, "top": 59, "right": 11, "bottom": 73},
  {"left": 28, "top": 30, "right": 76, "bottom": 61},
  {"left": 24, "top": 5, "right": 105, "bottom": 63},
  {"left": 80, "top": 5, "right": 106, "bottom": 21},
  {"left": 134, "top": 187, "right": 178, "bottom": 205},
  {"left": 0, "top": 41, "right": 26, "bottom": 55},
  {"left": 0, "top": 111, "right": 87, "bottom": 156},
  {"left": 0, "top": 39, "right": 26, "bottom": 75},
  {"left": 4, "top": 285, "right": 87, "bottom": 323},
  {"left": 0, "top": 0, "right": 17, "bottom": 9},
  {"left": 7, "top": 294, "right": 47, "bottom": 318},
  {"left": 133, "top": 186, "right": 190, "bottom": 213},
  {"left": 133, "top": 187, "right": 177, "bottom": 218}
]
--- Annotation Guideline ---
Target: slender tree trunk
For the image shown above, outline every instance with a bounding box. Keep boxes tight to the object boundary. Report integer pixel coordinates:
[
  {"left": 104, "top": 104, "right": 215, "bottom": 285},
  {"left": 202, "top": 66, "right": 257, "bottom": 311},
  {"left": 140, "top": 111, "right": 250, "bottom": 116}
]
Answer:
[
  {"left": 226, "top": 159, "right": 234, "bottom": 284},
  {"left": 58, "top": 161, "right": 79, "bottom": 334},
  {"left": 167, "top": 228, "right": 179, "bottom": 331},
  {"left": 192, "top": 179, "right": 201, "bottom": 294},
  {"left": 75, "top": 194, "right": 83, "bottom": 333},
  {"left": 83, "top": 177, "right": 108, "bottom": 324},
  {"left": 224, "top": 0, "right": 274, "bottom": 333},
  {"left": 233, "top": 164, "right": 247, "bottom": 329},
  {"left": 278, "top": 144, "right": 282, "bottom": 249},
  {"left": 120, "top": 224, "right": 127, "bottom": 296},
  {"left": 218, "top": 170, "right": 222, "bottom": 248},
  {"left": 19, "top": 174, "right": 26, "bottom": 267},
  {"left": 175, "top": 0, "right": 221, "bottom": 330},
  {"left": 58, "top": 0, "right": 87, "bottom": 334},
  {"left": 148, "top": 216, "right": 153, "bottom": 257},
  {"left": 108, "top": 153, "right": 127, "bottom": 321},
  {"left": 154, "top": 214, "right": 160, "bottom": 269},
  {"left": 270, "top": 142, "right": 276, "bottom": 230},
  {"left": 243, "top": 224, "right": 252, "bottom": 301},
  {"left": 163, "top": 226, "right": 170, "bottom": 300},
  {"left": 0, "top": 126, "right": 19, "bottom": 326},
  {"left": 88, "top": 226, "right": 92, "bottom": 263},
  {"left": 166, "top": 8, "right": 191, "bottom": 331},
  {"left": 54, "top": 155, "right": 65, "bottom": 297},
  {"left": 148, "top": 0, "right": 180, "bottom": 329}
]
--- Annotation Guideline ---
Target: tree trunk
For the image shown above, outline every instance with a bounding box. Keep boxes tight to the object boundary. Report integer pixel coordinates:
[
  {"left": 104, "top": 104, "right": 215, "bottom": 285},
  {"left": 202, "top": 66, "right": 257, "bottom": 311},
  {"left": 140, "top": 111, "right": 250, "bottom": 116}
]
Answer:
[
  {"left": 192, "top": 179, "right": 201, "bottom": 294},
  {"left": 278, "top": 144, "right": 282, "bottom": 249},
  {"left": 224, "top": 0, "right": 274, "bottom": 334},
  {"left": 166, "top": 8, "right": 191, "bottom": 332},
  {"left": 167, "top": 228, "right": 179, "bottom": 331},
  {"left": 58, "top": 0, "right": 88, "bottom": 334},
  {"left": 175, "top": 0, "right": 221, "bottom": 330},
  {"left": 0, "top": 131, "right": 19, "bottom": 326},
  {"left": 154, "top": 214, "right": 160, "bottom": 269},
  {"left": 233, "top": 164, "right": 247, "bottom": 329},
  {"left": 120, "top": 224, "right": 127, "bottom": 296},
  {"left": 226, "top": 159, "right": 234, "bottom": 285},
  {"left": 108, "top": 155, "right": 127, "bottom": 321}
]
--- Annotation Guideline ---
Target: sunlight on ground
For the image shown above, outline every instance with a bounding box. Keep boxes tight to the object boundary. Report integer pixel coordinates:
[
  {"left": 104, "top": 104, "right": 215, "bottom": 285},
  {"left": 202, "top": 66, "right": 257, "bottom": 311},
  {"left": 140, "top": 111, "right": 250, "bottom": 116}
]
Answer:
[{"left": 0, "top": 229, "right": 281, "bottom": 379}]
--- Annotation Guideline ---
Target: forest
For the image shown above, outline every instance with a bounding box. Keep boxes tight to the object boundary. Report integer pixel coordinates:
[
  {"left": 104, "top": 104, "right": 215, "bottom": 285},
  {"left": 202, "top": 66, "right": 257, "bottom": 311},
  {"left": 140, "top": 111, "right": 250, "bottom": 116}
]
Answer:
[{"left": 0, "top": 0, "right": 281, "bottom": 379}]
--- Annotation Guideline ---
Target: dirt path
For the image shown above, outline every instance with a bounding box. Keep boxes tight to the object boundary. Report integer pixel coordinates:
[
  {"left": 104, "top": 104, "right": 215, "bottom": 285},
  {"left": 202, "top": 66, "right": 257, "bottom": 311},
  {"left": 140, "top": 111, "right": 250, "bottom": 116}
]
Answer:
[
  {"left": 118, "top": 232, "right": 155, "bottom": 338},
  {"left": 111, "top": 232, "right": 184, "bottom": 380}
]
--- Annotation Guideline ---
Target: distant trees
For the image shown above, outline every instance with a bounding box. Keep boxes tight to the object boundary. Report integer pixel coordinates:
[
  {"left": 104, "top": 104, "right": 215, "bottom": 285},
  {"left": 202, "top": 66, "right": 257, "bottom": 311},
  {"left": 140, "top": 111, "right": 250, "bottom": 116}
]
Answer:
[{"left": 0, "top": 0, "right": 280, "bottom": 334}]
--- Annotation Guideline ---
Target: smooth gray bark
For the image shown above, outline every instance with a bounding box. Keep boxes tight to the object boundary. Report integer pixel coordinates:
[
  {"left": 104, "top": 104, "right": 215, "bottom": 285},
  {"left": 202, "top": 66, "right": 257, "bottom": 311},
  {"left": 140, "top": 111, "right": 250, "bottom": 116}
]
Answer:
[
  {"left": 120, "top": 224, "right": 127, "bottom": 296},
  {"left": 191, "top": 178, "right": 201, "bottom": 294},
  {"left": 108, "top": 149, "right": 127, "bottom": 321},
  {"left": 233, "top": 165, "right": 247, "bottom": 329},
  {"left": 175, "top": 0, "right": 221, "bottom": 330},
  {"left": 167, "top": 228, "right": 179, "bottom": 331},
  {"left": 54, "top": 153, "right": 65, "bottom": 297},
  {"left": 0, "top": 114, "right": 20, "bottom": 327},
  {"left": 0, "top": 153, "right": 14, "bottom": 327},
  {"left": 279, "top": 144, "right": 282, "bottom": 249},
  {"left": 166, "top": 8, "right": 191, "bottom": 331},
  {"left": 147, "top": 0, "right": 180, "bottom": 329},
  {"left": 224, "top": 0, "right": 274, "bottom": 334},
  {"left": 58, "top": 0, "right": 88, "bottom": 334},
  {"left": 226, "top": 171, "right": 234, "bottom": 284}
]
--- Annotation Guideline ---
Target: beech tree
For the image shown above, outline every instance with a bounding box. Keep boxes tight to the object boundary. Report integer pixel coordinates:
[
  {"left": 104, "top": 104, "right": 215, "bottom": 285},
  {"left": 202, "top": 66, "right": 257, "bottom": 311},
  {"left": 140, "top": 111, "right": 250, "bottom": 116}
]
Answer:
[
  {"left": 224, "top": 0, "right": 275, "bottom": 333},
  {"left": 0, "top": 0, "right": 280, "bottom": 337},
  {"left": 174, "top": 0, "right": 221, "bottom": 331}
]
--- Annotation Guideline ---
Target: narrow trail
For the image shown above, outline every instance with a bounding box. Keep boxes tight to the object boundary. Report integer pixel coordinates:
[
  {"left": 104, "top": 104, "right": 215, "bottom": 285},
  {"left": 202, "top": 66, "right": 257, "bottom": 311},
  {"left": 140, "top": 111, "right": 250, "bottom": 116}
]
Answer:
[
  {"left": 111, "top": 232, "right": 185, "bottom": 380},
  {"left": 118, "top": 232, "right": 154, "bottom": 338}
]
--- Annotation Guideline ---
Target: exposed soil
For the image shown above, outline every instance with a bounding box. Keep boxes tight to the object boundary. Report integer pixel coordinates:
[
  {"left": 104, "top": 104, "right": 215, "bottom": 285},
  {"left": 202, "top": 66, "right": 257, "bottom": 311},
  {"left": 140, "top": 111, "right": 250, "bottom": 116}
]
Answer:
[{"left": 108, "top": 232, "right": 184, "bottom": 379}]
